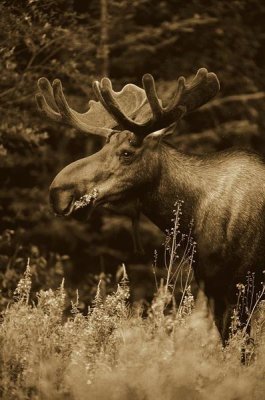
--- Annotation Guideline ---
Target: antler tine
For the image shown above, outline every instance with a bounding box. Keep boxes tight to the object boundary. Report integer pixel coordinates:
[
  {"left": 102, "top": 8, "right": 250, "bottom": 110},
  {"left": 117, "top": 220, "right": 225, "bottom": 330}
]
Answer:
[
  {"left": 163, "top": 76, "right": 186, "bottom": 113},
  {"left": 142, "top": 73, "right": 187, "bottom": 122},
  {"left": 52, "top": 79, "right": 112, "bottom": 136},
  {"left": 174, "top": 68, "right": 220, "bottom": 112},
  {"left": 36, "top": 92, "right": 62, "bottom": 122},
  {"left": 36, "top": 77, "right": 62, "bottom": 122},
  {"left": 98, "top": 79, "right": 141, "bottom": 132},
  {"left": 141, "top": 74, "right": 163, "bottom": 120},
  {"left": 38, "top": 77, "right": 59, "bottom": 111},
  {"left": 36, "top": 77, "right": 113, "bottom": 137},
  {"left": 52, "top": 79, "right": 81, "bottom": 126},
  {"left": 92, "top": 79, "right": 111, "bottom": 110},
  {"left": 95, "top": 76, "right": 166, "bottom": 133},
  {"left": 146, "top": 68, "right": 219, "bottom": 125}
]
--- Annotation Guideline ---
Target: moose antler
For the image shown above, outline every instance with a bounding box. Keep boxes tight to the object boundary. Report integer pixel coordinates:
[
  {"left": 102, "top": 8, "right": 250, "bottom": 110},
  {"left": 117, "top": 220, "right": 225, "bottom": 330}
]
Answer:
[
  {"left": 94, "top": 68, "right": 220, "bottom": 136},
  {"left": 36, "top": 77, "right": 148, "bottom": 137},
  {"left": 36, "top": 68, "right": 219, "bottom": 137}
]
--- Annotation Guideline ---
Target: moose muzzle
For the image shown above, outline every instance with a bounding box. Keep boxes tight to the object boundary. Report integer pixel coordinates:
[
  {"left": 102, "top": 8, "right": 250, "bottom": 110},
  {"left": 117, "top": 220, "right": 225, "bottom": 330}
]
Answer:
[{"left": 49, "top": 186, "right": 75, "bottom": 216}]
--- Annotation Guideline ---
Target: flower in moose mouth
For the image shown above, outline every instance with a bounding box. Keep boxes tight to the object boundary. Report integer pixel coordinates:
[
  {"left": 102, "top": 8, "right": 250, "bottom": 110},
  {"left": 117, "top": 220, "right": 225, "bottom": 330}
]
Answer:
[{"left": 73, "top": 188, "right": 99, "bottom": 211}]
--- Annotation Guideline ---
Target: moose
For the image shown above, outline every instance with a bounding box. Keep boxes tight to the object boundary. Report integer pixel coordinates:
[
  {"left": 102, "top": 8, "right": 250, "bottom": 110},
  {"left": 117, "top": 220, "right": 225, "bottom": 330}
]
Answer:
[{"left": 36, "top": 68, "right": 265, "bottom": 343}]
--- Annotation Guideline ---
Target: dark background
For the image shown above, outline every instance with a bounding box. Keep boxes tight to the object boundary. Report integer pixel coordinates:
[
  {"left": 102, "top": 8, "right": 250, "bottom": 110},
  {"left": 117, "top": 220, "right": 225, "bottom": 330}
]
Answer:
[{"left": 1, "top": 0, "right": 265, "bottom": 309}]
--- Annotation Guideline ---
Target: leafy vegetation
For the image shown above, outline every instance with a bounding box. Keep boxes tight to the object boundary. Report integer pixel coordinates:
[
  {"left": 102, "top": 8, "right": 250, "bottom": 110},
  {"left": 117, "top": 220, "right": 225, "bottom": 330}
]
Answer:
[
  {"left": 1, "top": 260, "right": 265, "bottom": 400},
  {"left": 1, "top": 205, "right": 265, "bottom": 399}
]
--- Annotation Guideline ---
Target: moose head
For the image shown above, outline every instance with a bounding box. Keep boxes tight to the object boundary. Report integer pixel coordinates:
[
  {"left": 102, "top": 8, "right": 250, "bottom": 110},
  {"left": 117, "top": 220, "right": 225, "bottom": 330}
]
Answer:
[{"left": 36, "top": 68, "right": 219, "bottom": 222}]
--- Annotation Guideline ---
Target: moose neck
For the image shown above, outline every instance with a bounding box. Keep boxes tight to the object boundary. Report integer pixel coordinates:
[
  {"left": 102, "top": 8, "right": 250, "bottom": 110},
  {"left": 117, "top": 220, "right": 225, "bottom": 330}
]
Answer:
[{"left": 140, "top": 143, "right": 205, "bottom": 233}]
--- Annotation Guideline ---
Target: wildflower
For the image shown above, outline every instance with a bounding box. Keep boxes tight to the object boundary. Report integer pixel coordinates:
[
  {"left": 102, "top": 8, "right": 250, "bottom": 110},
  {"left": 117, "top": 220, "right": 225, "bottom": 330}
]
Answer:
[{"left": 13, "top": 258, "right": 31, "bottom": 304}]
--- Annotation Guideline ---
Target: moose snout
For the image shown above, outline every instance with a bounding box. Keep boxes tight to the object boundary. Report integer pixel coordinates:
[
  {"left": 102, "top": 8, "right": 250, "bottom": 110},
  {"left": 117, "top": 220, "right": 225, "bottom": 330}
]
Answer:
[{"left": 49, "top": 186, "right": 75, "bottom": 216}]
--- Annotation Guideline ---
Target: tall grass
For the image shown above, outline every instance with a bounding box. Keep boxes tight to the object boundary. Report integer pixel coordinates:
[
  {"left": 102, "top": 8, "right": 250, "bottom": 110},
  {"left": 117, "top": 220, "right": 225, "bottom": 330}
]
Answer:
[{"left": 1, "top": 206, "right": 265, "bottom": 399}]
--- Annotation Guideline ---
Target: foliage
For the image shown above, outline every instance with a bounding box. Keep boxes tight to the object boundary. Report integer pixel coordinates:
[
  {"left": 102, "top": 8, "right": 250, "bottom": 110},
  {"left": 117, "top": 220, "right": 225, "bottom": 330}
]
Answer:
[
  {"left": 0, "top": 262, "right": 265, "bottom": 400},
  {"left": 0, "top": 229, "right": 67, "bottom": 309},
  {"left": 1, "top": 207, "right": 265, "bottom": 398},
  {"left": 0, "top": 228, "right": 119, "bottom": 312}
]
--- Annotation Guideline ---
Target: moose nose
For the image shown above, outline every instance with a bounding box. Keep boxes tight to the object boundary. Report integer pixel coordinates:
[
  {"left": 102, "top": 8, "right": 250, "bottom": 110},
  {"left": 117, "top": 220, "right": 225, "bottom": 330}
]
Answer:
[{"left": 49, "top": 186, "right": 75, "bottom": 216}]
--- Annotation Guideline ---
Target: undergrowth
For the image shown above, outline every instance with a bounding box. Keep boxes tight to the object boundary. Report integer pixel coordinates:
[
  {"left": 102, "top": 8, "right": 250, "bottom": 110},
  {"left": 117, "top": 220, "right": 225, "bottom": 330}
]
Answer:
[
  {"left": 1, "top": 262, "right": 265, "bottom": 400},
  {"left": 0, "top": 203, "right": 265, "bottom": 399}
]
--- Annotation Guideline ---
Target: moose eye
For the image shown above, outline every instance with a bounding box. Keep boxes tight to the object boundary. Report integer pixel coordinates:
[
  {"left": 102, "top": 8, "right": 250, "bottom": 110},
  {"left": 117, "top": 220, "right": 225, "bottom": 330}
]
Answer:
[{"left": 120, "top": 150, "right": 134, "bottom": 159}]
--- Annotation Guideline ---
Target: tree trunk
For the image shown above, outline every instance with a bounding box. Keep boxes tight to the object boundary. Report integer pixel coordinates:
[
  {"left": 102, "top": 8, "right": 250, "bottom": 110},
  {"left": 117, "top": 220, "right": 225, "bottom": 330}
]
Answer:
[{"left": 98, "top": 0, "right": 109, "bottom": 77}]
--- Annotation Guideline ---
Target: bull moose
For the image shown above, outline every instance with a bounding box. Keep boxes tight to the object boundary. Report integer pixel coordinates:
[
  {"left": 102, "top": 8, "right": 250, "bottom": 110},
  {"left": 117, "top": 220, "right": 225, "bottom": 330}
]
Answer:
[{"left": 36, "top": 68, "right": 265, "bottom": 343}]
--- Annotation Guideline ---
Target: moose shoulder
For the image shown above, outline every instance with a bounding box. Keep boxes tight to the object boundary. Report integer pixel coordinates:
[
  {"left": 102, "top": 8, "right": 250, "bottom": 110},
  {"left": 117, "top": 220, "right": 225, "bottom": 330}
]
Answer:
[{"left": 36, "top": 69, "right": 265, "bottom": 343}]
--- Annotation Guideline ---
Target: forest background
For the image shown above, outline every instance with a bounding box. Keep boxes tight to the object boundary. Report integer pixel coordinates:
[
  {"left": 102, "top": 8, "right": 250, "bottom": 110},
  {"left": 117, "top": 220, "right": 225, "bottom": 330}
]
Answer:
[{"left": 1, "top": 0, "right": 265, "bottom": 309}]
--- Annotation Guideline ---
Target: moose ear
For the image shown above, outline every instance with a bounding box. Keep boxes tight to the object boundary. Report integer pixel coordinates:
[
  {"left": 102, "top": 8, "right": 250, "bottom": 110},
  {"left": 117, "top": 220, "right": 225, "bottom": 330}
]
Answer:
[
  {"left": 147, "top": 124, "right": 176, "bottom": 139},
  {"left": 148, "top": 128, "right": 167, "bottom": 138}
]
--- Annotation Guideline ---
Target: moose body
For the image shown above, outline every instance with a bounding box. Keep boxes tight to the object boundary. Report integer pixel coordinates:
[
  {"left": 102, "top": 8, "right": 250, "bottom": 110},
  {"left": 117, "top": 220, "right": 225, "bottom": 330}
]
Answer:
[
  {"left": 138, "top": 143, "right": 265, "bottom": 340},
  {"left": 36, "top": 68, "right": 265, "bottom": 342}
]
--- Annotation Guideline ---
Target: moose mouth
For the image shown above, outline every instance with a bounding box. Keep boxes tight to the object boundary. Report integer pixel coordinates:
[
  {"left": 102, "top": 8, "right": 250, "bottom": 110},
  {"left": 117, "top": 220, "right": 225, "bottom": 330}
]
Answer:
[
  {"left": 73, "top": 188, "right": 99, "bottom": 211},
  {"left": 64, "top": 188, "right": 99, "bottom": 219},
  {"left": 55, "top": 186, "right": 126, "bottom": 220}
]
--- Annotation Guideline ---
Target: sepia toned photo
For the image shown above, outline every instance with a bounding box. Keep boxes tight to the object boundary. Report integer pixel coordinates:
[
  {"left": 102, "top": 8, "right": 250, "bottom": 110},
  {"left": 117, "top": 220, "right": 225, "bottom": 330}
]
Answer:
[{"left": 0, "top": 1, "right": 265, "bottom": 399}]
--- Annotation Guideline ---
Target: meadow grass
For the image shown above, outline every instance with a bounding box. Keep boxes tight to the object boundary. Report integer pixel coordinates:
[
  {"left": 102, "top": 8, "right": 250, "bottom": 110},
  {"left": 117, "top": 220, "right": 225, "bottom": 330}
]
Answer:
[
  {"left": 0, "top": 260, "right": 265, "bottom": 399},
  {"left": 1, "top": 204, "right": 265, "bottom": 399}
]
